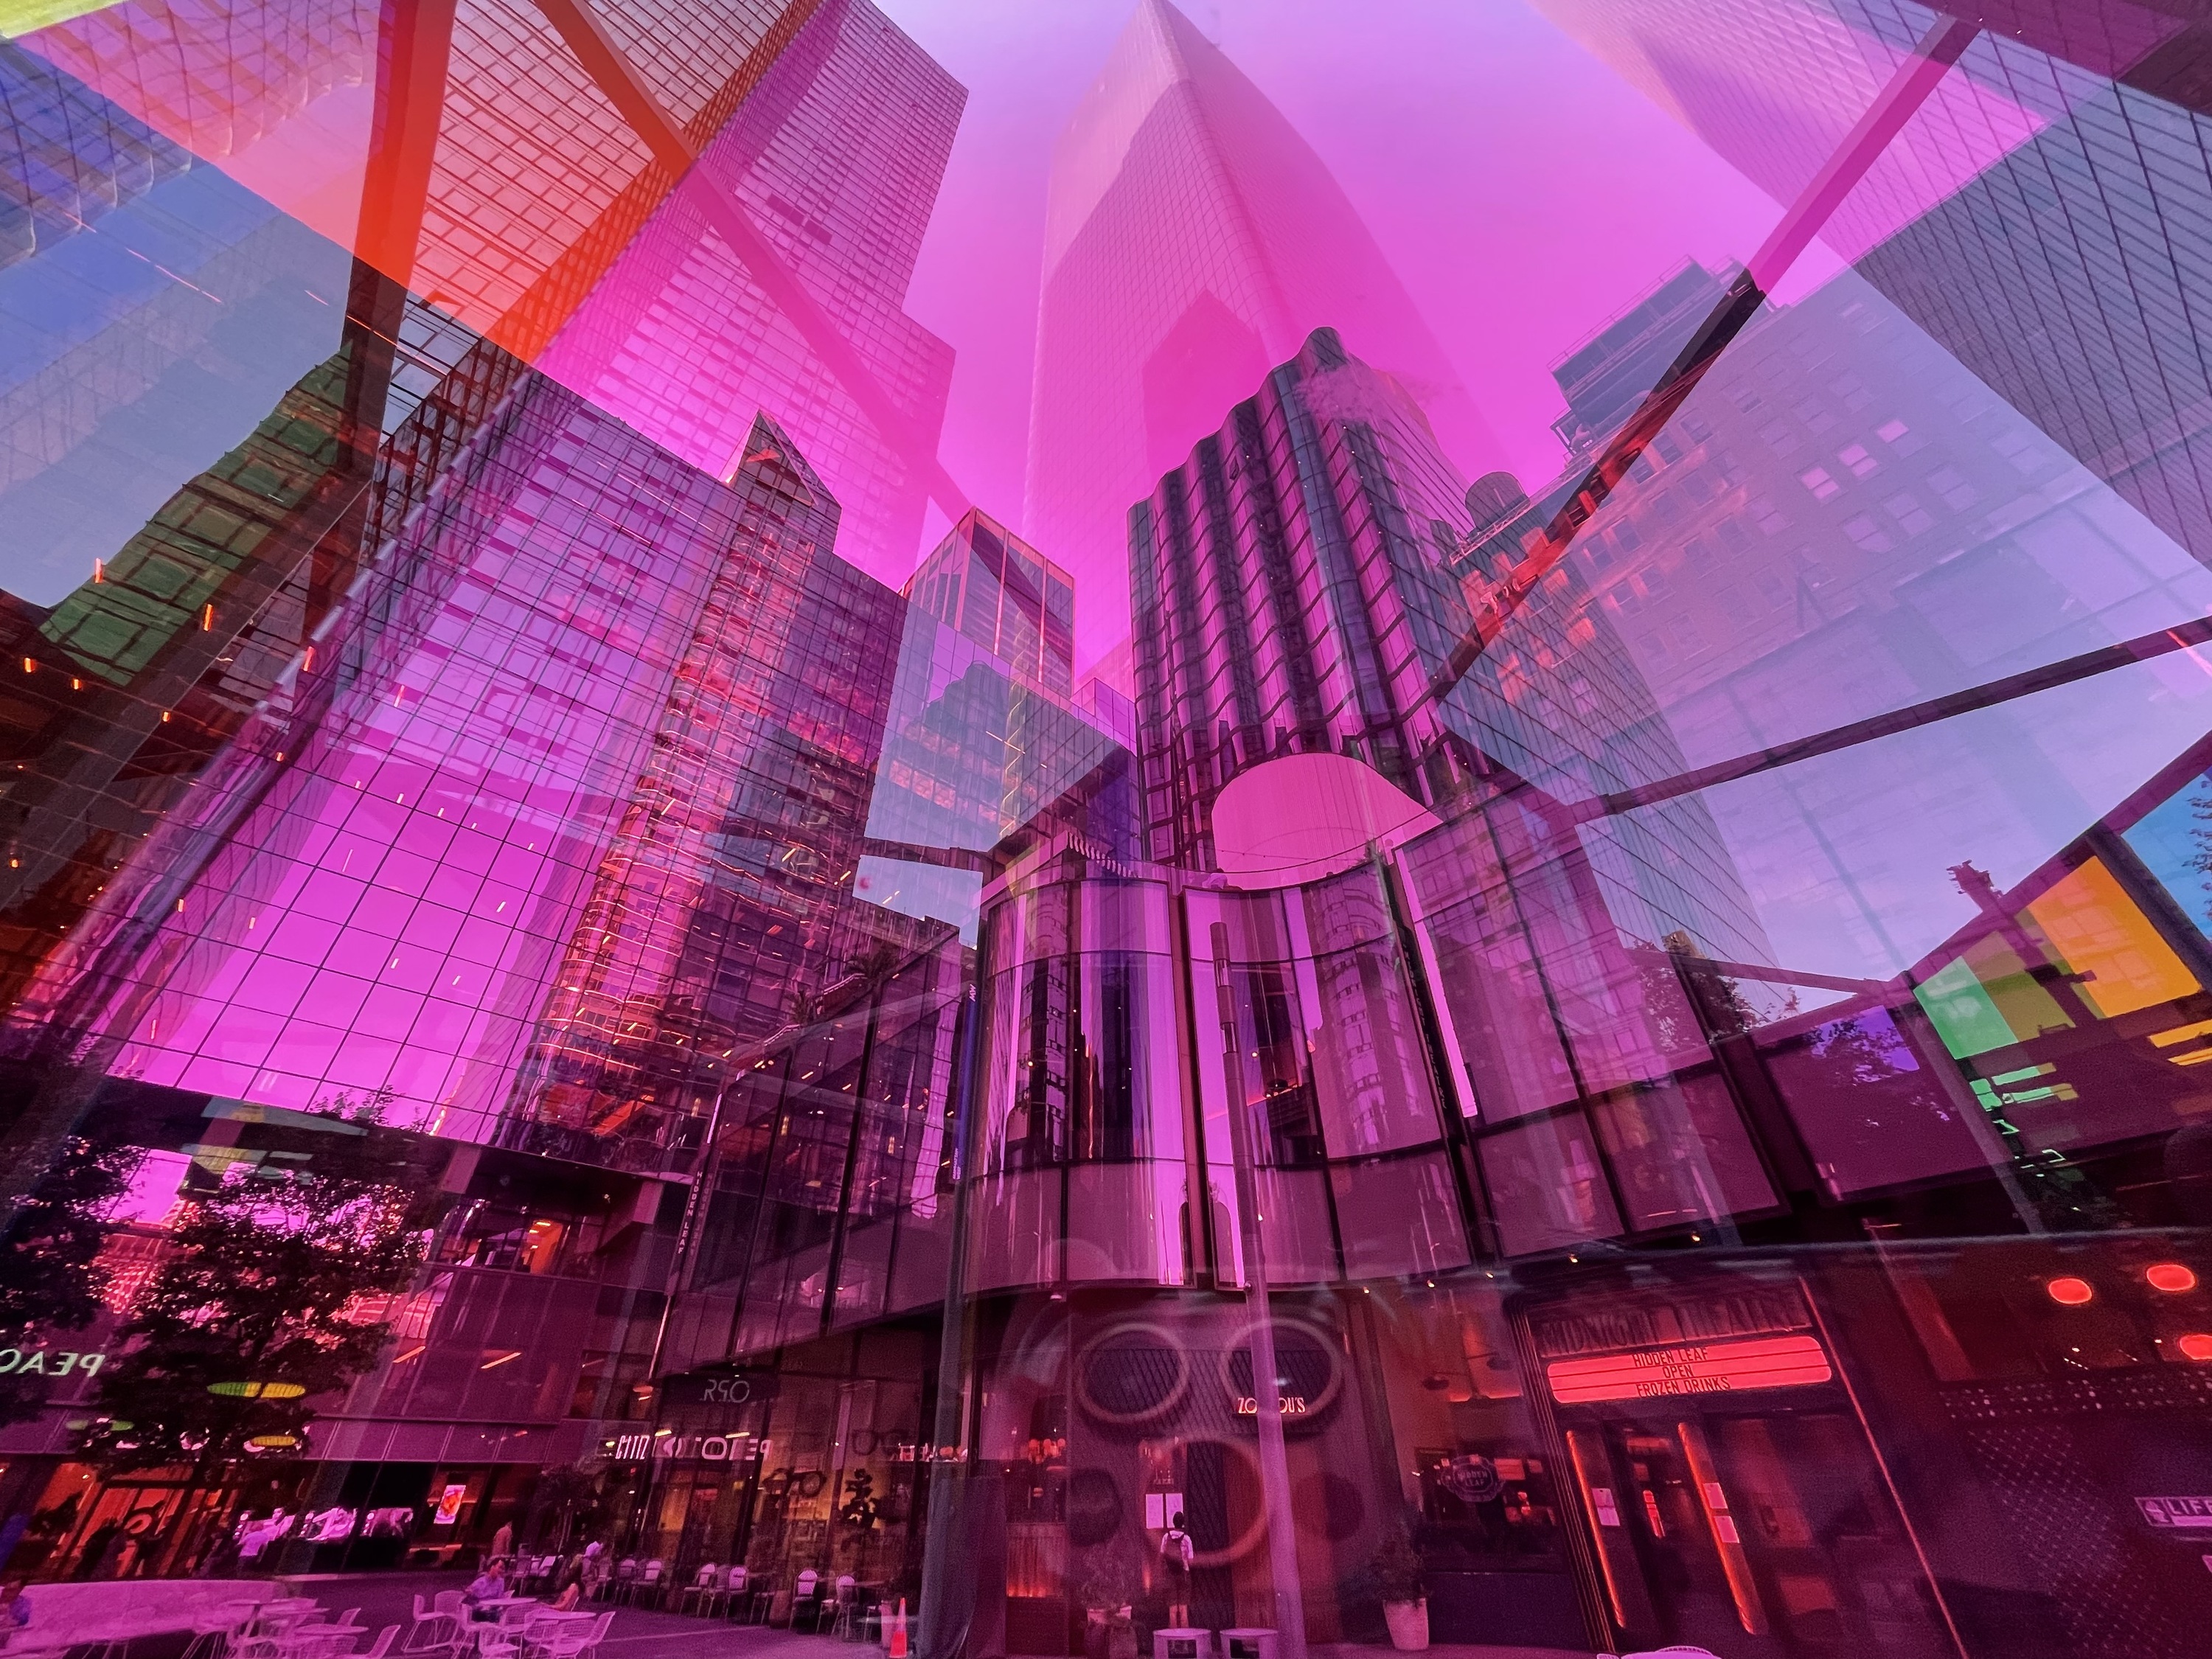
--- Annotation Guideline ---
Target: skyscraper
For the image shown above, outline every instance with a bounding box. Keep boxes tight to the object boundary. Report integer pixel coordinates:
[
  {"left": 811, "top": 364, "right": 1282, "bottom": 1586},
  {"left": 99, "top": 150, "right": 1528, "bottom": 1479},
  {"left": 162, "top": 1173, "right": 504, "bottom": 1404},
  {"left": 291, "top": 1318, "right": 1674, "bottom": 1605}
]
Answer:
[
  {"left": 903, "top": 510, "right": 1077, "bottom": 705},
  {"left": 1026, "top": 0, "right": 1503, "bottom": 664},
  {"left": 1129, "top": 325, "right": 1761, "bottom": 965},
  {"left": 501, "top": 414, "right": 946, "bottom": 1171},
  {"left": 535, "top": 0, "right": 964, "bottom": 580},
  {"left": 1531, "top": 0, "right": 2212, "bottom": 575},
  {"left": 0, "top": 0, "right": 966, "bottom": 1073}
]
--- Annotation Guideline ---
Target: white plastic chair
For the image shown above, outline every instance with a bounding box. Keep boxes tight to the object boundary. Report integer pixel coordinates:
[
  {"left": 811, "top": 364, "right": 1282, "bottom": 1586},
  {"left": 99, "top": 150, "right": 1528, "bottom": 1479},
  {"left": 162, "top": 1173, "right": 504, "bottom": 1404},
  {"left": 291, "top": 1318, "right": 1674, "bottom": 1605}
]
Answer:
[
  {"left": 183, "top": 1598, "right": 265, "bottom": 1659},
  {"left": 400, "top": 1611, "right": 461, "bottom": 1658},
  {"left": 681, "top": 1562, "right": 719, "bottom": 1617}
]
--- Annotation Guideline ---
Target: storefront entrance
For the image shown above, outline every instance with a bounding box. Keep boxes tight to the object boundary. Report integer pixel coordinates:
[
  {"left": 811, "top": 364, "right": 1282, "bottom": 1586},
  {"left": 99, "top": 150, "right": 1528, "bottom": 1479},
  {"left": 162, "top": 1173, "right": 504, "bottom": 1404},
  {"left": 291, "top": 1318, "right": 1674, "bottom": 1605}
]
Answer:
[
  {"left": 1568, "top": 1411, "right": 1950, "bottom": 1656},
  {"left": 1528, "top": 1277, "right": 1958, "bottom": 1658}
]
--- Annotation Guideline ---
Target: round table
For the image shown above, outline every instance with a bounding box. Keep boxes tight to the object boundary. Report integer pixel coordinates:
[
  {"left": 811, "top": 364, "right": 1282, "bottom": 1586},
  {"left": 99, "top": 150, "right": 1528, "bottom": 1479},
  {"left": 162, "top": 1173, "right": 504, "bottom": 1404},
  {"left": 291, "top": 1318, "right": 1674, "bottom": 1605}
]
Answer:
[{"left": 467, "top": 1601, "right": 540, "bottom": 1649}]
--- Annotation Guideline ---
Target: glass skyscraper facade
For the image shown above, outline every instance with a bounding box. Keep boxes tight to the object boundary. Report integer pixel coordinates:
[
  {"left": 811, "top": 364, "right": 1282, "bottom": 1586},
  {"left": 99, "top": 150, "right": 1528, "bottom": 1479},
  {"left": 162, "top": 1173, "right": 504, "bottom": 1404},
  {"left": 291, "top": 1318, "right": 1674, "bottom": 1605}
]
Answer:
[
  {"left": 1021, "top": 0, "right": 1506, "bottom": 668},
  {"left": 7, "top": 2, "right": 2212, "bottom": 1658}
]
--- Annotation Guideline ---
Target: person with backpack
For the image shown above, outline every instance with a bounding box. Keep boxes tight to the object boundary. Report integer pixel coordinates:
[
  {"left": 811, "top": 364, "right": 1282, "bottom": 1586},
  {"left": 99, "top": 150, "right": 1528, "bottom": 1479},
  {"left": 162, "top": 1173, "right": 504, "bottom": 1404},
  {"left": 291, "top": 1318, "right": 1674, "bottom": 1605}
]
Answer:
[{"left": 1158, "top": 1511, "right": 1194, "bottom": 1628}]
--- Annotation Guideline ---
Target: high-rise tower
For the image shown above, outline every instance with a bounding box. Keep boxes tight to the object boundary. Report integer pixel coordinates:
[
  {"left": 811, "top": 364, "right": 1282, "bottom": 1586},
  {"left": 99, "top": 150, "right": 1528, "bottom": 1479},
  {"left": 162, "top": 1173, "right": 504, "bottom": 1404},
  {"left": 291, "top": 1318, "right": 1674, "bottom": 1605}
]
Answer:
[
  {"left": 1128, "top": 325, "right": 1767, "bottom": 964},
  {"left": 1026, "top": 0, "right": 1504, "bottom": 664},
  {"left": 532, "top": 0, "right": 964, "bottom": 582},
  {"left": 1529, "top": 0, "right": 2212, "bottom": 576}
]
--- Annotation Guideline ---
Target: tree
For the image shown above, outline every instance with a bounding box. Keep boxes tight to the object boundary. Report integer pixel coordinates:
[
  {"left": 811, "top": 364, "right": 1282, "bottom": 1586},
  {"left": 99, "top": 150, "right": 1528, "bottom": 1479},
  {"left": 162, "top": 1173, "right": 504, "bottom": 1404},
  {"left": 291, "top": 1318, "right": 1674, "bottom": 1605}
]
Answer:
[
  {"left": 529, "top": 1461, "right": 607, "bottom": 1552},
  {"left": 0, "top": 1127, "right": 139, "bottom": 1425},
  {"left": 83, "top": 1093, "right": 446, "bottom": 1569}
]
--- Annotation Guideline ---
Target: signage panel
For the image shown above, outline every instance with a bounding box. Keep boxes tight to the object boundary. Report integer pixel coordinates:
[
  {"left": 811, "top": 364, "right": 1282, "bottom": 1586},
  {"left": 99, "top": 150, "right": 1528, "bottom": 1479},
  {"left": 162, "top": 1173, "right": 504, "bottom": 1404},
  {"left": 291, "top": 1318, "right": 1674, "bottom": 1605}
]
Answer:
[
  {"left": 2138, "top": 1496, "right": 2212, "bottom": 1529},
  {"left": 1546, "top": 1333, "right": 1832, "bottom": 1403}
]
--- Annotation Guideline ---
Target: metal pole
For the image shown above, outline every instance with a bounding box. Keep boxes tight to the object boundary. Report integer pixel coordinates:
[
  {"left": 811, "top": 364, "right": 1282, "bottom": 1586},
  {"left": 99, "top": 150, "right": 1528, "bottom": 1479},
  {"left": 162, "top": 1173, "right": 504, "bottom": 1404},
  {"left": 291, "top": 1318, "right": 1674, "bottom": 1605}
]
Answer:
[{"left": 1209, "top": 925, "right": 1308, "bottom": 1659}]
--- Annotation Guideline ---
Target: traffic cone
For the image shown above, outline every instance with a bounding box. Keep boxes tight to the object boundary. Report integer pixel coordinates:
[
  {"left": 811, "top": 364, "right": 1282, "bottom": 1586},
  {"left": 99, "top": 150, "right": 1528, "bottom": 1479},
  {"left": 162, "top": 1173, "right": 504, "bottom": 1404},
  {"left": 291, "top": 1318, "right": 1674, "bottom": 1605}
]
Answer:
[{"left": 888, "top": 1598, "right": 908, "bottom": 1658}]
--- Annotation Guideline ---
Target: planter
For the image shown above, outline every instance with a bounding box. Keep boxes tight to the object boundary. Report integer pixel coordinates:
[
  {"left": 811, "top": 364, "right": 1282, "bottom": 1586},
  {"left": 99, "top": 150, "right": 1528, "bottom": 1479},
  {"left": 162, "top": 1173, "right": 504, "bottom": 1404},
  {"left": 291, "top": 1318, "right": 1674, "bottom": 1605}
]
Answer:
[
  {"left": 1382, "top": 1599, "right": 1429, "bottom": 1652},
  {"left": 1082, "top": 1608, "right": 1138, "bottom": 1659}
]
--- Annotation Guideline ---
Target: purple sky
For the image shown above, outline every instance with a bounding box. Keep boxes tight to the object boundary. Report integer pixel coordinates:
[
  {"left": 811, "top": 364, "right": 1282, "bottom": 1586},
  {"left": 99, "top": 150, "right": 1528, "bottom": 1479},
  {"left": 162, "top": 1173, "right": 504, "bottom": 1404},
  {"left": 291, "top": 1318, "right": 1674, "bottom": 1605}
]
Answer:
[{"left": 882, "top": 0, "right": 1843, "bottom": 659}]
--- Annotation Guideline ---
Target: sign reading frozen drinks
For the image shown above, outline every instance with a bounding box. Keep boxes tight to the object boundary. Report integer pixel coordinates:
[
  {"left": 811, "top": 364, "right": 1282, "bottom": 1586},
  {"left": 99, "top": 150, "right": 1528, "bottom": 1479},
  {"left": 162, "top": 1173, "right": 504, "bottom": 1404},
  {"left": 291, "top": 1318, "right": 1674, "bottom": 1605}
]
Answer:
[{"left": 1545, "top": 1333, "right": 1832, "bottom": 1404}]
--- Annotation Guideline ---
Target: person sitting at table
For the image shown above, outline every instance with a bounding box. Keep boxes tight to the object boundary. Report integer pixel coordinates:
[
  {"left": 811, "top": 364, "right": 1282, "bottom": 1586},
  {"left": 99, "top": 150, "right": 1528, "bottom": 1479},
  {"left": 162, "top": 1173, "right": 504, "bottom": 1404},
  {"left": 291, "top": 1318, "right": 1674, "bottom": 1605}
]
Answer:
[
  {"left": 462, "top": 1559, "right": 509, "bottom": 1620},
  {"left": 549, "top": 1566, "right": 584, "bottom": 1614}
]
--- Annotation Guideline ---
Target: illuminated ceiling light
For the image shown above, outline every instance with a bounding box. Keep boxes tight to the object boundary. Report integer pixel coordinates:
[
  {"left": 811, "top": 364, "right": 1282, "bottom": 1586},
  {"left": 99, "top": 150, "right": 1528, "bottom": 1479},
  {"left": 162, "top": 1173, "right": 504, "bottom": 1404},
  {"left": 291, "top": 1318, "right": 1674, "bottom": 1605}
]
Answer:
[
  {"left": 2146, "top": 1262, "right": 2198, "bottom": 1293},
  {"left": 2179, "top": 1333, "right": 2212, "bottom": 1362},
  {"left": 2045, "top": 1276, "right": 2096, "bottom": 1306},
  {"left": 479, "top": 1351, "right": 522, "bottom": 1370},
  {"left": 208, "top": 1380, "right": 307, "bottom": 1399},
  {"left": 248, "top": 1434, "right": 299, "bottom": 1449},
  {"left": 392, "top": 1346, "right": 427, "bottom": 1364}
]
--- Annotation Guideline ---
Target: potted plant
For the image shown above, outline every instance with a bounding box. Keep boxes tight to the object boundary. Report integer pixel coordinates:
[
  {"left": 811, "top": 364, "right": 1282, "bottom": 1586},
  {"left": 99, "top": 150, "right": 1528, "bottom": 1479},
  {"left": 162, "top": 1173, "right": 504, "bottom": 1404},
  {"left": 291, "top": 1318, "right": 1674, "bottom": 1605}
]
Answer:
[
  {"left": 1371, "top": 1517, "right": 1428, "bottom": 1652},
  {"left": 1076, "top": 1548, "right": 1141, "bottom": 1659}
]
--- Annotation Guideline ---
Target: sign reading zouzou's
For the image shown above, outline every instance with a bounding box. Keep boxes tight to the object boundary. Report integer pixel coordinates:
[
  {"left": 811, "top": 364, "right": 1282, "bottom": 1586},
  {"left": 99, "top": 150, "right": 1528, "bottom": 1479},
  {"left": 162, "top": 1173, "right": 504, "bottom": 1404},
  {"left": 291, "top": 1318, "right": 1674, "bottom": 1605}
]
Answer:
[{"left": 1545, "top": 1333, "right": 1832, "bottom": 1404}]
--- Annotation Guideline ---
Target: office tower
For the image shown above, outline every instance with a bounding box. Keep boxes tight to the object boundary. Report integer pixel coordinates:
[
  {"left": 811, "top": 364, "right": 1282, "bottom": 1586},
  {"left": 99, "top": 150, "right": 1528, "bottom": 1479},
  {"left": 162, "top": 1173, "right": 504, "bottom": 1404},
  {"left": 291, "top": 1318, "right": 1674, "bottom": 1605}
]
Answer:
[
  {"left": 20, "top": 0, "right": 810, "bottom": 351},
  {"left": 0, "top": 0, "right": 964, "bottom": 1062},
  {"left": 1026, "top": 0, "right": 1503, "bottom": 661},
  {"left": 860, "top": 569, "right": 1138, "bottom": 942},
  {"left": 1129, "top": 327, "right": 1461, "bottom": 869},
  {"left": 501, "top": 416, "right": 947, "bottom": 1171},
  {"left": 56, "top": 378, "right": 966, "bottom": 1175},
  {"left": 1129, "top": 326, "right": 1757, "bottom": 948},
  {"left": 904, "top": 511, "right": 1077, "bottom": 704},
  {"left": 1524, "top": 255, "right": 2212, "bottom": 977},
  {"left": 1531, "top": 0, "right": 2212, "bottom": 576},
  {"left": 536, "top": 0, "right": 963, "bottom": 581}
]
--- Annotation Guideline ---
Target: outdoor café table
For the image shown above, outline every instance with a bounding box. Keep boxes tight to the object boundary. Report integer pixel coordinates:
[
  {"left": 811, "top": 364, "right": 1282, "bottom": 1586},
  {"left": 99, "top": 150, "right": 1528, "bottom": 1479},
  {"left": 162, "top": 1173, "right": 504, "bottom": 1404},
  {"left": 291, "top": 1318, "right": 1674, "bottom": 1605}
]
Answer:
[
  {"left": 478, "top": 1601, "right": 540, "bottom": 1626},
  {"left": 10, "top": 1581, "right": 282, "bottom": 1659}
]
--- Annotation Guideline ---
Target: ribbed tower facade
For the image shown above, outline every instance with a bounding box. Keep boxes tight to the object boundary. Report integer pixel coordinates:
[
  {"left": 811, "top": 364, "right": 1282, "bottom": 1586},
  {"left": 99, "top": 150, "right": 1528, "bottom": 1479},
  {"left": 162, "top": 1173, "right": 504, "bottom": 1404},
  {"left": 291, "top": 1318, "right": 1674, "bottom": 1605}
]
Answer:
[{"left": 1025, "top": 0, "right": 1504, "bottom": 664}]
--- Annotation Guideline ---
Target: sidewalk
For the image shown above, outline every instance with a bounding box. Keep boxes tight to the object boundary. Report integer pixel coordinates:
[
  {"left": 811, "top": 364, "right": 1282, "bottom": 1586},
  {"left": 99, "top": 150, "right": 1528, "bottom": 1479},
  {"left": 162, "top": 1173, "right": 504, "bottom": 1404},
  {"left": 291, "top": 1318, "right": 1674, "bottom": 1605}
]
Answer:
[
  {"left": 274, "top": 1573, "right": 855, "bottom": 1659},
  {"left": 268, "top": 1582, "right": 1599, "bottom": 1659}
]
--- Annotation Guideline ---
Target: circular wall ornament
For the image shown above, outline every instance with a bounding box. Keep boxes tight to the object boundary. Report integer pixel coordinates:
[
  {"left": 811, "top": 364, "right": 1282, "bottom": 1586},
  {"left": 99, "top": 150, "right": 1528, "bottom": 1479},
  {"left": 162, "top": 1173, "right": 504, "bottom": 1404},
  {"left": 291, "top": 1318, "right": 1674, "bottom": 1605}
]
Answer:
[
  {"left": 1075, "top": 1321, "right": 1191, "bottom": 1428},
  {"left": 1212, "top": 1318, "right": 1343, "bottom": 1431}
]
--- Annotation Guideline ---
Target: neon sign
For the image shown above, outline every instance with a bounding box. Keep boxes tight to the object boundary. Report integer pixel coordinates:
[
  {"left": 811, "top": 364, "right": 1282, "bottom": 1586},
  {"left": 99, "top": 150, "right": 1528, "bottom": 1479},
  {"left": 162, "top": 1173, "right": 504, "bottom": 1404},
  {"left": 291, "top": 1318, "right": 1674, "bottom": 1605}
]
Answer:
[
  {"left": 1232, "top": 1394, "right": 1310, "bottom": 1416},
  {"left": 608, "top": 1432, "right": 767, "bottom": 1461},
  {"left": 1545, "top": 1334, "right": 1832, "bottom": 1404}
]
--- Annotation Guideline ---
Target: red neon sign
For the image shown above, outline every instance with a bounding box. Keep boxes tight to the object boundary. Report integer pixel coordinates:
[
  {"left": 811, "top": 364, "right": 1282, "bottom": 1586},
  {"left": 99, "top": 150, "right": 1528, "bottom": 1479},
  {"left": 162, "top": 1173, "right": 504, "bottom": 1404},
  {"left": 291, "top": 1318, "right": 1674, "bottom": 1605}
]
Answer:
[{"left": 1546, "top": 1334, "right": 1832, "bottom": 1404}]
